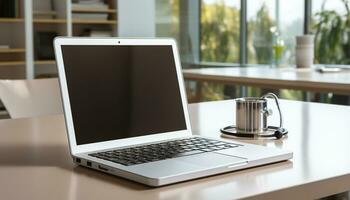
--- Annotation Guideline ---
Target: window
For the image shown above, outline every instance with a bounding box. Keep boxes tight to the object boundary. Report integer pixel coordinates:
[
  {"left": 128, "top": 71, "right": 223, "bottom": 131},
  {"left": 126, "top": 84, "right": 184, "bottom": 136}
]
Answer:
[
  {"left": 155, "top": 0, "right": 200, "bottom": 67},
  {"left": 247, "top": 0, "right": 275, "bottom": 64},
  {"left": 247, "top": 0, "right": 303, "bottom": 65},
  {"left": 200, "top": 0, "right": 240, "bottom": 63},
  {"left": 156, "top": 0, "right": 350, "bottom": 66},
  {"left": 155, "top": 0, "right": 179, "bottom": 41},
  {"left": 312, "top": 0, "right": 350, "bottom": 64},
  {"left": 153, "top": 0, "right": 349, "bottom": 104},
  {"left": 278, "top": 0, "right": 304, "bottom": 65}
]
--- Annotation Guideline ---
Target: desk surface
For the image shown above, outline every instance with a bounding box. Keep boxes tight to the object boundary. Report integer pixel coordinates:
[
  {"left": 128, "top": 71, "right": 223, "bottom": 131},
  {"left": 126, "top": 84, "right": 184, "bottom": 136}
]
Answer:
[
  {"left": 183, "top": 67, "right": 350, "bottom": 94},
  {"left": 1, "top": 100, "right": 350, "bottom": 199}
]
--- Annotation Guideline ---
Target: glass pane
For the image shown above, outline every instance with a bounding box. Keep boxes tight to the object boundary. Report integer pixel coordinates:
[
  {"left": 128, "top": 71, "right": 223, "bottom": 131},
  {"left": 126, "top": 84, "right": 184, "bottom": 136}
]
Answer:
[
  {"left": 200, "top": 0, "right": 240, "bottom": 63},
  {"left": 278, "top": 0, "right": 304, "bottom": 65},
  {"left": 155, "top": 0, "right": 200, "bottom": 67},
  {"left": 247, "top": 0, "right": 303, "bottom": 65},
  {"left": 247, "top": 0, "right": 275, "bottom": 64},
  {"left": 311, "top": 0, "right": 350, "bottom": 64},
  {"left": 155, "top": 0, "right": 180, "bottom": 40}
]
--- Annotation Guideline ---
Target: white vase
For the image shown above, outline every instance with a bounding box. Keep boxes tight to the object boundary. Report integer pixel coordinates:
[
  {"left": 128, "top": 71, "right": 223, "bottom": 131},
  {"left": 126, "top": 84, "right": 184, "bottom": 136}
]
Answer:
[{"left": 295, "top": 35, "right": 314, "bottom": 68}]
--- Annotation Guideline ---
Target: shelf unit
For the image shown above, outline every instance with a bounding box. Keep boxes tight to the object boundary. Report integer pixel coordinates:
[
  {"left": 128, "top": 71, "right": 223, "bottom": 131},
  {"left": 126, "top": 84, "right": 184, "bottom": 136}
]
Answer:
[
  {"left": 71, "top": 0, "right": 117, "bottom": 37},
  {"left": 0, "top": 0, "right": 26, "bottom": 79},
  {"left": 0, "top": 0, "right": 118, "bottom": 80}
]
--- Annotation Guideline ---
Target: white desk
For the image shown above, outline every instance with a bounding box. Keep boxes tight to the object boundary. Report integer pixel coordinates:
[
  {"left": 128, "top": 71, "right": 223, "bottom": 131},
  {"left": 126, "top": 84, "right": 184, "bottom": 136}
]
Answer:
[
  {"left": 1, "top": 100, "right": 350, "bottom": 199},
  {"left": 183, "top": 67, "right": 350, "bottom": 95}
]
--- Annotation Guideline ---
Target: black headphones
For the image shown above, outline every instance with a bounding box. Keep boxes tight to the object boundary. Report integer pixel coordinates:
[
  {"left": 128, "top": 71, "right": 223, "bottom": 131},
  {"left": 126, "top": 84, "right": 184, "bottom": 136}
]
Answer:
[{"left": 220, "top": 125, "right": 288, "bottom": 139}]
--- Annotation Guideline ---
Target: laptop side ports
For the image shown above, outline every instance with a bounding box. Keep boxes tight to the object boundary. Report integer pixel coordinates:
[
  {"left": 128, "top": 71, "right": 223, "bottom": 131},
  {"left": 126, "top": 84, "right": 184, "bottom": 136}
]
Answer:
[{"left": 98, "top": 165, "right": 109, "bottom": 171}]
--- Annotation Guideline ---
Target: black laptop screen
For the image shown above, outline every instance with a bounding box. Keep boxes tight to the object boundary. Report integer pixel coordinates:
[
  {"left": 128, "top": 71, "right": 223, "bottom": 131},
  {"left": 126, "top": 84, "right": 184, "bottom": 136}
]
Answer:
[{"left": 61, "top": 45, "right": 187, "bottom": 145}]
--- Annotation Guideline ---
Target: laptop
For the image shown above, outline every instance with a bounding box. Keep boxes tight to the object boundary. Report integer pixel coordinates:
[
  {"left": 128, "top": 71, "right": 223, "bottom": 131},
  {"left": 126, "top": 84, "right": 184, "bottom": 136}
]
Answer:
[{"left": 54, "top": 37, "right": 292, "bottom": 186}]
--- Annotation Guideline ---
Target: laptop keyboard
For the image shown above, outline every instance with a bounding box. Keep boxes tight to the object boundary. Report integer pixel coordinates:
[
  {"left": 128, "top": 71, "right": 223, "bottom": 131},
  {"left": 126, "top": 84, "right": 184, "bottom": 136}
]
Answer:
[{"left": 89, "top": 137, "right": 240, "bottom": 166}]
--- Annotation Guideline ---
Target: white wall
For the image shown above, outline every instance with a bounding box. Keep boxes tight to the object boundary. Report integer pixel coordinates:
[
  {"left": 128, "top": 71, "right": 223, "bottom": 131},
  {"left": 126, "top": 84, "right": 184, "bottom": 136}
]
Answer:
[{"left": 118, "top": 0, "right": 156, "bottom": 37}]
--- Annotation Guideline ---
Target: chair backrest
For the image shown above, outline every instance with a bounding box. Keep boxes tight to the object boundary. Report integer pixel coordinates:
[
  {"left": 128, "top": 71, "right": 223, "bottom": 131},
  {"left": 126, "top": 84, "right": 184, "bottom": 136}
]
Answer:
[{"left": 0, "top": 78, "right": 63, "bottom": 119}]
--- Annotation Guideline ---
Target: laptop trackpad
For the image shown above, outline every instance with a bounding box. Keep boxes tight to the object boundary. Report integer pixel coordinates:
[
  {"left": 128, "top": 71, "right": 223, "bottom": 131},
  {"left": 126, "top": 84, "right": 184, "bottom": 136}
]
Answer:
[
  {"left": 178, "top": 152, "right": 247, "bottom": 166},
  {"left": 128, "top": 152, "right": 247, "bottom": 179}
]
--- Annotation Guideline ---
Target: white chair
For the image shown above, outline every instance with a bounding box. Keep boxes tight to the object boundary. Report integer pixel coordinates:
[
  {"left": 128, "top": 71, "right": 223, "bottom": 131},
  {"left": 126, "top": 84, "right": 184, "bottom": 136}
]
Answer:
[{"left": 0, "top": 78, "right": 63, "bottom": 119}]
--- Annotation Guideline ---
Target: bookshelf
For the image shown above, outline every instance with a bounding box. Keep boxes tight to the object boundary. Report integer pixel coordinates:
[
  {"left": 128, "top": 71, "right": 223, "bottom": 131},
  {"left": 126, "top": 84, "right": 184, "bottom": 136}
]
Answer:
[
  {"left": 71, "top": 0, "right": 117, "bottom": 37},
  {"left": 0, "top": 0, "right": 118, "bottom": 80},
  {"left": 0, "top": 0, "right": 26, "bottom": 79}
]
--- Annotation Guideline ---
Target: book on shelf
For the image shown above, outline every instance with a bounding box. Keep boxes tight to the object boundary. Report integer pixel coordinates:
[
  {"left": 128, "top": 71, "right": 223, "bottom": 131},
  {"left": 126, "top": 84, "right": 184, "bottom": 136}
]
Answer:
[
  {"left": 33, "top": 0, "right": 56, "bottom": 19},
  {"left": 0, "top": 0, "right": 17, "bottom": 18},
  {"left": 33, "top": 0, "right": 52, "bottom": 11},
  {"left": 36, "top": 73, "right": 58, "bottom": 79},
  {"left": 72, "top": 0, "right": 106, "bottom": 4},
  {"left": 34, "top": 32, "right": 58, "bottom": 60},
  {"left": 0, "top": 45, "right": 10, "bottom": 49},
  {"left": 72, "top": 13, "right": 108, "bottom": 20},
  {"left": 33, "top": 10, "right": 57, "bottom": 19},
  {"left": 80, "top": 28, "right": 113, "bottom": 37},
  {"left": 90, "top": 30, "right": 113, "bottom": 37},
  {"left": 72, "top": 0, "right": 109, "bottom": 10}
]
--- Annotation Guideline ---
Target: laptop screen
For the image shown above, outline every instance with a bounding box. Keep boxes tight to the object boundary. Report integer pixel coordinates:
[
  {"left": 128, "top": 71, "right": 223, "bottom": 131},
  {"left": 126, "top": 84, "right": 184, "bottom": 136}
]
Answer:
[{"left": 61, "top": 45, "right": 187, "bottom": 145}]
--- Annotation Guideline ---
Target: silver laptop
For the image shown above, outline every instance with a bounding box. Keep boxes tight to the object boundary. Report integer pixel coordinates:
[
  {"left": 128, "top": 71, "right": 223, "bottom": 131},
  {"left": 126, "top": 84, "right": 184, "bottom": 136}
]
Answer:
[{"left": 54, "top": 37, "right": 292, "bottom": 186}]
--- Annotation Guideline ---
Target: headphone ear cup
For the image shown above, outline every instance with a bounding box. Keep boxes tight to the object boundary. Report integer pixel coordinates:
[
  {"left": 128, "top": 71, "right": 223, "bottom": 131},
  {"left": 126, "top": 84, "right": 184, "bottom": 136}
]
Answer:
[{"left": 274, "top": 129, "right": 284, "bottom": 139}]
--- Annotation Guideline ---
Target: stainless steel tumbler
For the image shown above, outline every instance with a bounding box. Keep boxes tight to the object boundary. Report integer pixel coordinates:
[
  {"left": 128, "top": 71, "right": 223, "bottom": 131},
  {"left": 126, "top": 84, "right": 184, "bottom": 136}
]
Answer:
[{"left": 235, "top": 93, "right": 282, "bottom": 135}]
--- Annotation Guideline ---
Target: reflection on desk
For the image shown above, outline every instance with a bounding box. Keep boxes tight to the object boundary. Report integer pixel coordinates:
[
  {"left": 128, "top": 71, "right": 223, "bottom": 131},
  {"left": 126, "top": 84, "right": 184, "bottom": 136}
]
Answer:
[{"left": 183, "top": 67, "right": 350, "bottom": 95}]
